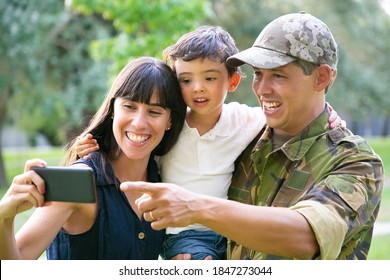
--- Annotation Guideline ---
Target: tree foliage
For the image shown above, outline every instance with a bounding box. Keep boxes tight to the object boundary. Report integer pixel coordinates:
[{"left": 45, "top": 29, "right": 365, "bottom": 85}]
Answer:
[
  {"left": 1, "top": 0, "right": 112, "bottom": 145},
  {"left": 1, "top": 0, "right": 389, "bottom": 188},
  {"left": 0, "top": 0, "right": 112, "bottom": 187},
  {"left": 71, "top": 0, "right": 212, "bottom": 75},
  {"left": 0, "top": 0, "right": 66, "bottom": 186},
  {"left": 215, "top": 0, "right": 390, "bottom": 132},
  {"left": 0, "top": 0, "right": 212, "bottom": 187}
]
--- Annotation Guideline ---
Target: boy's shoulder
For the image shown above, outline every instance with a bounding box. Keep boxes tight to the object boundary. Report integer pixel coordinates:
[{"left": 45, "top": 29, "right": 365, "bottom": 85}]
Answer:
[
  {"left": 223, "top": 102, "right": 264, "bottom": 122},
  {"left": 223, "top": 101, "right": 259, "bottom": 112}
]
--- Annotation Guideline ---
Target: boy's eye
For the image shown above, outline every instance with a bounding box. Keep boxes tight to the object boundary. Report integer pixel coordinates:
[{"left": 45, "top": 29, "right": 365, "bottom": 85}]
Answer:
[
  {"left": 179, "top": 78, "right": 191, "bottom": 84},
  {"left": 206, "top": 77, "right": 216, "bottom": 81}
]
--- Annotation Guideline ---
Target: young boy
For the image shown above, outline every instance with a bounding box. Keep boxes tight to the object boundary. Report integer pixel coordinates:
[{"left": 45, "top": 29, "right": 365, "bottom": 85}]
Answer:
[
  {"left": 157, "top": 26, "right": 265, "bottom": 260},
  {"left": 75, "top": 26, "right": 343, "bottom": 260}
]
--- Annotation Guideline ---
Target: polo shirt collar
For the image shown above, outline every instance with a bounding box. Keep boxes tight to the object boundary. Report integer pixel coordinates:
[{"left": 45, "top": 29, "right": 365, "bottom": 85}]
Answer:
[{"left": 182, "top": 105, "right": 230, "bottom": 139}]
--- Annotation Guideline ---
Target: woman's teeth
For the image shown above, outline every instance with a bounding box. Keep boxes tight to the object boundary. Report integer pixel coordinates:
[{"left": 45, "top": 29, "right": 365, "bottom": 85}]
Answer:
[{"left": 126, "top": 132, "right": 148, "bottom": 143}]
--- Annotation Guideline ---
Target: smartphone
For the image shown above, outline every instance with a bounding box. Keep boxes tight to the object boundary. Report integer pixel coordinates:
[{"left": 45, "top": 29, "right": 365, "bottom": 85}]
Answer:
[{"left": 31, "top": 166, "right": 97, "bottom": 203}]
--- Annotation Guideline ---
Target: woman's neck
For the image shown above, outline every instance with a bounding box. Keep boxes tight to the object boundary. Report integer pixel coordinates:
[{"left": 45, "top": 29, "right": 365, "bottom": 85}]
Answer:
[{"left": 110, "top": 154, "right": 148, "bottom": 183}]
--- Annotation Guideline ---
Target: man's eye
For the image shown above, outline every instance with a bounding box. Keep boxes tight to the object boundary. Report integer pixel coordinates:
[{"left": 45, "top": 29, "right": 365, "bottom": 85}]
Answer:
[{"left": 274, "top": 73, "right": 285, "bottom": 79}]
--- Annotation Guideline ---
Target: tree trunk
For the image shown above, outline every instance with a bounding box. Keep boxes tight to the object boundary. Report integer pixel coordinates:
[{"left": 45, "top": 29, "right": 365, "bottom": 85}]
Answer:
[
  {"left": 381, "top": 114, "right": 390, "bottom": 137},
  {"left": 0, "top": 87, "right": 10, "bottom": 188}
]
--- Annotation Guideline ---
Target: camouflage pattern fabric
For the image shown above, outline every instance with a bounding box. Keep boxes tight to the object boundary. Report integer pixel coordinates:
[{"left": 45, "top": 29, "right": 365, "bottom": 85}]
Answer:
[
  {"left": 227, "top": 106, "right": 384, "bottom": 260},
  {"left": 226, "top": 12, "right": 338, "bottom": 70}
]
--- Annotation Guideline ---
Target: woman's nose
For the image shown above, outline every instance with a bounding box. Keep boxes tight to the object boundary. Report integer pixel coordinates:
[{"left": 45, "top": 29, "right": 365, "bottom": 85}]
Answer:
[{"left": 132, "top": 110, "right": 148, "bottom": 128}]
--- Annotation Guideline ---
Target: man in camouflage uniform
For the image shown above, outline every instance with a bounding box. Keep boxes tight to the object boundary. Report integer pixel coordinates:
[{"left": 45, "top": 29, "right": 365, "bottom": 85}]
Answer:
[
  {"left": 225, "top": 11, "right": 383, "bottom": 259},
  {"left": 122, "top": 12, "right": 383, "bottom": 260}
]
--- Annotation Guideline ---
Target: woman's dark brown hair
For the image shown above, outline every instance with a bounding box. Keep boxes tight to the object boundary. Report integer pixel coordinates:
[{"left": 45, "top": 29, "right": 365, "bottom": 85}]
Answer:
[{"left": 63, "top": 56, "right": 186, "bottom": 166}]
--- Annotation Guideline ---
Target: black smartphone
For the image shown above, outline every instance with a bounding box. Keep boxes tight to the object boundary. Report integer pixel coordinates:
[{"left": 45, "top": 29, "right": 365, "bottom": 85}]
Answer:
[{"left": 31, "top": 166, "right": 97, "bottom": 203}]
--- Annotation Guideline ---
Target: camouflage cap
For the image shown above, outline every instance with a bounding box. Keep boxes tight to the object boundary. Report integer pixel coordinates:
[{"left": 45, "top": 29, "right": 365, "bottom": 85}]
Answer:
[{"left": 227, "top": 12, "right": 338, "bottom": 69}]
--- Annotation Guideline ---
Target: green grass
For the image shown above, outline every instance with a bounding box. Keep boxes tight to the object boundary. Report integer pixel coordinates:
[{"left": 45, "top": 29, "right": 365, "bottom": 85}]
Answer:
[
  {"left": 376, "top": 186, "right": 390, "bottom": 222},
  {"left": 368, "top": 235, "right": 390, "bottom": 259},
  {"left": 2, "top": 146, "right": 66, "bottom": 188},
  {"left": 365, "top": 137, "right": 390, "bottom": 260},
  {"left": 368, "top": 185, "right": 390, "bottom": 260},
  {"left": 1, "top": 137, "right": 389, "bottom": 259},
  {"left": 367, "top": 137, "right": 390, "bottom": 174}
]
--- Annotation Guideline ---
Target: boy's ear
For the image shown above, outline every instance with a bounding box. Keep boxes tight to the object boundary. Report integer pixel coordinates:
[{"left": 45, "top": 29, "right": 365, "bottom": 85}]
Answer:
[{"left": 228, "top": 72, "right": 241, "bottom": 92}]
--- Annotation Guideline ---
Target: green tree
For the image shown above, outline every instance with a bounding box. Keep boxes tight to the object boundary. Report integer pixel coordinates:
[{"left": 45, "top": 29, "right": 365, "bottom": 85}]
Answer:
[
  {"left": 71, "top": 0, "right": 212, "bottom": 74},
  {"left": 0, "top": 0, "right": 212, "bottom": 187},
  {"left": 0, "top": 0, "right": 58, "bottom": 187},
  {"left": 214, "top": 0, "right": 390, "bottom": 135},
  {"left": 0, "top": 0, "right": 112, "bottom": 187}
]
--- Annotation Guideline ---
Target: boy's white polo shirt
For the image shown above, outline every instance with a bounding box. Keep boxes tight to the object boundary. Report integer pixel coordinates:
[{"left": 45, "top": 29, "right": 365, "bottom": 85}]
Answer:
[{"left": 158, "top": 102, "right": 265, "bottom": 234}]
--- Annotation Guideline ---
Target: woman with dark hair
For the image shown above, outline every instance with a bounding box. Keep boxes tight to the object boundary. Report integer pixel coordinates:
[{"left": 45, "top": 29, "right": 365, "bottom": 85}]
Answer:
[{"left": 0, "top": 57, "right": 186, "bottom": 260}]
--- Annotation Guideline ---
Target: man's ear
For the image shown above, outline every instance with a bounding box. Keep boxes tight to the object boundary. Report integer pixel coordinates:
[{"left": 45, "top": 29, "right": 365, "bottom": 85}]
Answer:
[
  {"left": 328, "top": 68, "right": 337, "bottom": 89},
  {"left": 228, "top": 72, "right": 241, "bottom": 92},
  {"left": 315, "top": 64, "right": 332, "bottom": 92}
]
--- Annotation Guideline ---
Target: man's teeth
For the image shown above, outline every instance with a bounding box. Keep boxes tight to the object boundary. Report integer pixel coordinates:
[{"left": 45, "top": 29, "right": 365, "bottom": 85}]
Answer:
[
  {"left": 127, "top": 132, "right": 148, "bottom": 143},
  {"left": 263, "top": 102, "right": 280, "bottom": 111}
]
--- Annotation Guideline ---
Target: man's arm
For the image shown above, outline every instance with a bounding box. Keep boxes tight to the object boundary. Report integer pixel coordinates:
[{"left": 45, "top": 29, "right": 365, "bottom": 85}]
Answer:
[{"left": 121, "top": 182, "right": 319, "bottom": 259}]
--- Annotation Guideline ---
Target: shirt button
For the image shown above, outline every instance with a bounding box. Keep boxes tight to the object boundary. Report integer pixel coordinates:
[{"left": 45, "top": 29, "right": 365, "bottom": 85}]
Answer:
[{"left": 138, "top": 232, "right": 145, "bottom": 239}]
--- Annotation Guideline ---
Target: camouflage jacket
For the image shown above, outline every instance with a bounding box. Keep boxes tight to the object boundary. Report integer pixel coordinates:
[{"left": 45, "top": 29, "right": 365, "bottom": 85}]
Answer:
[{"left": 227, "top": 106, "right": 384, "bottom": 260}]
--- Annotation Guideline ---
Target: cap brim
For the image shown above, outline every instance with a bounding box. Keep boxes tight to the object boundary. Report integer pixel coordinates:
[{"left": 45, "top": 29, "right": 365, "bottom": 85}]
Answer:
[{"left": 227, "top": 47, "right": 295, "bottom": 69}]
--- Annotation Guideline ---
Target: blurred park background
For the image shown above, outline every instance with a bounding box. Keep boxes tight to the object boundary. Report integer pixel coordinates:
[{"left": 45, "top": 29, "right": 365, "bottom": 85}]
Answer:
[{"left": 0, "top": 0, "right": 389, "bottom": 259}]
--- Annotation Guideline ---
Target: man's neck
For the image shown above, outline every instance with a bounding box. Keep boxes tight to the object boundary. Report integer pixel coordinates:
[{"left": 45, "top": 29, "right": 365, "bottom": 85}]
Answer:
[{"left": 272, "top": 129, "right": 294, "bottom": 150}]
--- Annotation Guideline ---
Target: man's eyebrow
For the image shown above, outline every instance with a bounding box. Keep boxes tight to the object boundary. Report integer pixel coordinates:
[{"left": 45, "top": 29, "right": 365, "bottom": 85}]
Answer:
[{"left": 253, "top": 66, "right": 287, "bottom": 72}]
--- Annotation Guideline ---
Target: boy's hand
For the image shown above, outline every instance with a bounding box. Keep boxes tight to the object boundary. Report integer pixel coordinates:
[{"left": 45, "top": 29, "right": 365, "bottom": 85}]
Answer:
[
  {"left": 75, "top": 133, "right": 99, "bottom": 158},
  {"left": 327, "top": 103, "right": 346, "bottom": 130}
]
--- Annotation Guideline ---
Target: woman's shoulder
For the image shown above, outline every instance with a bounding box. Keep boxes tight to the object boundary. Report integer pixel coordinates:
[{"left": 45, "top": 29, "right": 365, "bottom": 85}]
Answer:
[{"left": 73, "top": 152, "right": 115, "bottom": 186}]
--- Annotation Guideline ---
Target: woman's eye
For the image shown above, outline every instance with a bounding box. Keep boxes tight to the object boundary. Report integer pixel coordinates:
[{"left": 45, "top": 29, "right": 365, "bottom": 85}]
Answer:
[
  {"left": 149, "top": 110, "right": 162, "bottom": 115},
  {"left": 124, "top": 104, "right": 136, "bottom": 110}
]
